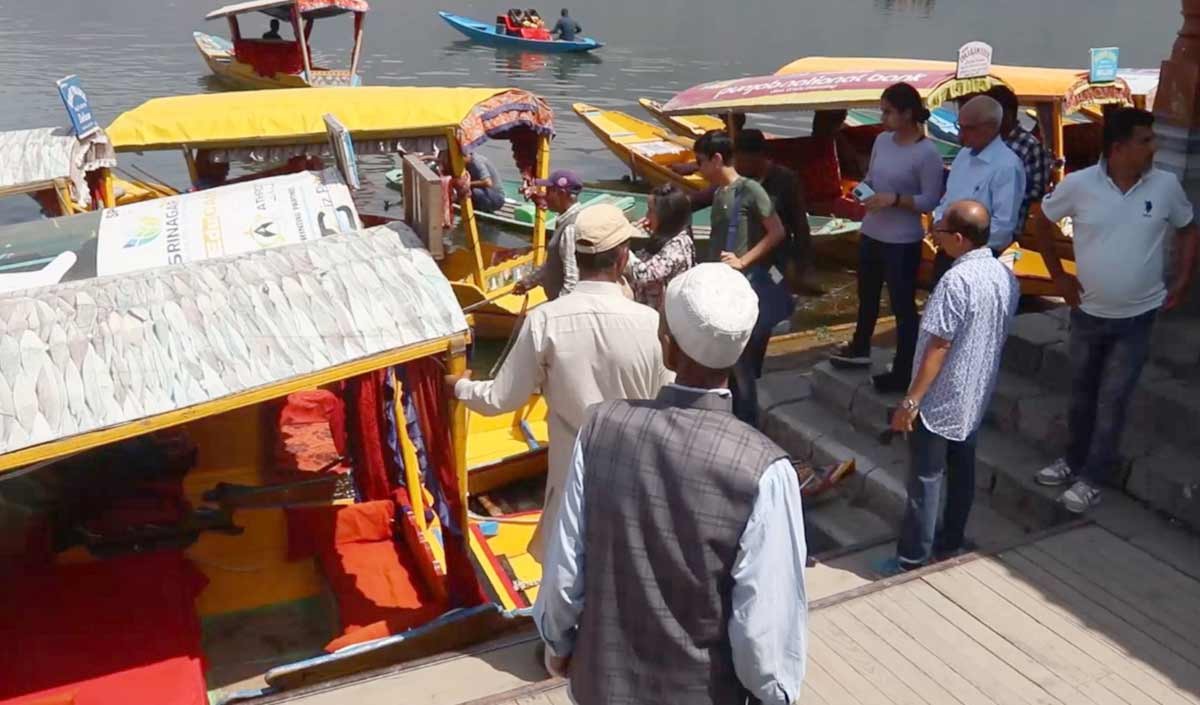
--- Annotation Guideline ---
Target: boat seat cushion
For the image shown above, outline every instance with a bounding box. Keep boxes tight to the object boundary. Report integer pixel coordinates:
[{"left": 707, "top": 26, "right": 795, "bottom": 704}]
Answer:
[
  {"left": 233, "top": 39, "right": 305, "bottom": 77},
  {"left": 314, "top": 500, "right": 448, "bottom": 652},
  {"left": 0, "top": 552, "right": 208, "bottom": 705}
]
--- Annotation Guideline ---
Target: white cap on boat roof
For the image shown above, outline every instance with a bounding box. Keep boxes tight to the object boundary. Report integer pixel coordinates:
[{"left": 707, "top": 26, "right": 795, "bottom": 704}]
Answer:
[
  {"left": 574, "top": 203, "right": 638, "bottom": 254},
  {"left": 664, "top": 262, "right": 759, "bottom": 370}
]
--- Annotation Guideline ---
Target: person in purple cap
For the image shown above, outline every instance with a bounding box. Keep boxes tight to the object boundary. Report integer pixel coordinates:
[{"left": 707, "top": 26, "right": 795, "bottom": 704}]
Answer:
[{"left": 516, "top": 169, "right": 585, "bottom": 300}]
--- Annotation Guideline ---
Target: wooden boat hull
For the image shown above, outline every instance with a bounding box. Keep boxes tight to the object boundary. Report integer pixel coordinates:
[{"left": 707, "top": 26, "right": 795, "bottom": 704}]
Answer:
[
  {"left": 637, "top": 97, "right": 724, "bottom": 138},
  {"left": 438, "top": 11, "right": 602, "bottom": 53},
  {"left": 572, "top": 103, "right": 708, "bottom": 193},
  {"left": 193, "top": 31, "right": 361, "bottom": 89}
]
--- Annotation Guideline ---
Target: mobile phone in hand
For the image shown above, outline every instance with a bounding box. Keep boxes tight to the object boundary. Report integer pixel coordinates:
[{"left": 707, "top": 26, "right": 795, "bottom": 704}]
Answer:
[{"left": 852, "top": 182, "right": 875, "bottom": 203}]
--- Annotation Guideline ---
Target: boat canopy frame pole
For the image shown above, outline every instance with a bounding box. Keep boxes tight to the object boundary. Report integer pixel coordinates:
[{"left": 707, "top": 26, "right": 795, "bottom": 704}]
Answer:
[
  {"left": 227, "top": 15, "right": 242, "bottom": 42},
  {"left": 447, "top": 338, "right": 471, "bottom": 541},
  {"left": 531, "top": 134, "right": 550, "bottom": 267},
  {"left": 1049, "top": 101, "right": 1066, "bottom": 185},
  {"left": 183, "top": 145, "right": 199, "bottom": 188},
  {"left": 349, "top": 11, "right": 365, "bottom": 78},
  {"left": 100, "top": 168, "right": 115, "bottom": 209},
  {"left": 446, "top": 129, "right": 487, "bottom": 291},
  {"left": 292, "top": 4, "right": 313, "bottom": 82}
]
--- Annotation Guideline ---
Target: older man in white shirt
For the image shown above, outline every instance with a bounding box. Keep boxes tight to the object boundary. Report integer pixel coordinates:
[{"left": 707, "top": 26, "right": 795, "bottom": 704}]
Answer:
[
  {"left": 446, "top": 203, "right": 671, "bottom": 560},
  {"left": 930, "top": 95, "right": 1026, "bottom": 280}
]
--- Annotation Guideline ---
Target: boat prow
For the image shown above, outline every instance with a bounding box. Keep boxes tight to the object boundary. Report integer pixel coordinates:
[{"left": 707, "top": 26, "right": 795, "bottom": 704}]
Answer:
[
  {"left": 572, "top": 102, "right": 708, "bottom": 193},
  {"left": 438, "top": 11, "right": 602, "bottom": 53}
]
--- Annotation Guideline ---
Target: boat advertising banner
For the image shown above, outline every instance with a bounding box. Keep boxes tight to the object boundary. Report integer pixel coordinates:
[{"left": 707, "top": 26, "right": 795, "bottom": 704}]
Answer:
[
  {"left": 956, "top": 41, "right": 993, "bottom": 80},
  {"left": 0, "top": 169, "right": 360, "bottom": 293},
  {"left": 96, "top": 169, "right": 359, "bottom": 276},
  {"left": 55, "top": 75, "right": 100, "bottom": 139},
  {"left": 1090, "top": 47, "right": 1120, "bottom": 83}
]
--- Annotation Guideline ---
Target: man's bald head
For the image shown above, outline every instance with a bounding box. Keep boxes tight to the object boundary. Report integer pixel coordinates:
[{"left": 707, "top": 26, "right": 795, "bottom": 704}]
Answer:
[
  {"left": 958, "top": 95, "right": 1003, "bottom": 151},
  {"left": 944, "top": 200, "right": 991, "bottom": 247}
]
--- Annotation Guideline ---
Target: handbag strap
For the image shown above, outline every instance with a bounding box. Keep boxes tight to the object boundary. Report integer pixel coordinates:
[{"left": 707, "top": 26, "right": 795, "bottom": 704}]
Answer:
[{"left": 724, "top": 183, "right": 743, "bottom": 254}]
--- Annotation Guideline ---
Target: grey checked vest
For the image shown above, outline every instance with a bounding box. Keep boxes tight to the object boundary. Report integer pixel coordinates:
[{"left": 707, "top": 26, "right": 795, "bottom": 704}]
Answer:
[{"left": 568, "top": 385, "right": 788, "bottom": 705}]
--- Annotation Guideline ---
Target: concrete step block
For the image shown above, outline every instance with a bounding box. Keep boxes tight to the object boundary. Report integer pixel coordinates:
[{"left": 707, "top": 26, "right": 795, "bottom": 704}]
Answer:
[
  {"left": 805, "top": 496, "right": 895, "bottom": 550},
  {"left": 1001, "top": 311, "right": 1069, "bottom": 377},
  {"left": 987, "top": 371, "right": 1050, "bottom": 433},
  {"left": 975, "top": 427, "right": 1067, "bottom": 531},
  {"left": 1130, "top": 374, "right": 1200, "bottom": 452},
  {"left": 761, "top": 399, "right": 844, "bottom": 464},
  {"left": 1150, "top": 316, "right": 1200, "bottom": 373},
  {"left": 811, "top": 361, "right": 868, "bottom": 421},
  {"left": 757, "top": 370, "right": 814, "bottom": 419},
  {"left": 1127, "top": 444, "right": 1200, "bottom": 530}
]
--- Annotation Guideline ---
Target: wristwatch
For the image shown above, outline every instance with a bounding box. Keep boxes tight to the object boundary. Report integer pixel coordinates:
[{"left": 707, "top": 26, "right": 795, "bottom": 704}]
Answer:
[{"left": 900, "top": 397, "right": 919, "bottom": 412}]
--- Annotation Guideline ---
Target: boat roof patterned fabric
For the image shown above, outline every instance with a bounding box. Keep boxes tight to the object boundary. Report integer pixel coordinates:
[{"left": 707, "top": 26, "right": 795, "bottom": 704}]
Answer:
[
  {"left": 206, "top": 0, "right": 368, "bottom": 21},
  {"left": 0, "top": 224, "right": 466, "bottom": 456},
  {"left": 0, "top": 127, "right": 116, "bottom": 206}
]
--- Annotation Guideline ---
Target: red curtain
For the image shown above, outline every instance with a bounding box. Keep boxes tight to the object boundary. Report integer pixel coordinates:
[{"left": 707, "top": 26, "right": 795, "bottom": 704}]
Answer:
[
  {"left": 345, "top": 371, "right": 395, "bottom": 503},
  {"left": 404, "top": 358, "right": 486, "bottom": 608}
]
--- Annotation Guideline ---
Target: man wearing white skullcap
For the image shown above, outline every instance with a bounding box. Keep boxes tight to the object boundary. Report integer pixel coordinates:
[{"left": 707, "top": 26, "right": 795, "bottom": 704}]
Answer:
[{"left": 534, "top": 262, "right": 808, "bottom": 705}]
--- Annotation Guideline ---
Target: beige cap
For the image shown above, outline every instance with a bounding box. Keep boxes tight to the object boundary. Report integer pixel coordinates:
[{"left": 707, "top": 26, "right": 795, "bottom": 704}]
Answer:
[
  {"left": 574, "top": 203, "right": 639, "bottom": 254},
  {"left": 664, "top": 263, "right": 759, "bottom": 369}
]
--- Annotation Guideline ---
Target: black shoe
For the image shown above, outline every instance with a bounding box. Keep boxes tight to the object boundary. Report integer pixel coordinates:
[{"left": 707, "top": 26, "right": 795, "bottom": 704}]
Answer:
[
  {"left": 830, "top": 343, "right": 871, "bottom": 368},
  {"left": 872, "top": 372, "right": 908, "bottom": 394}
]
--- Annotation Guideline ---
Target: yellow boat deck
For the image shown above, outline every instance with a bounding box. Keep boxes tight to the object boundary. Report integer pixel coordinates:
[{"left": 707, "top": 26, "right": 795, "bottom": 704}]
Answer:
[{"left": 572, "top": 103, "right": 708, "bottom": 193}]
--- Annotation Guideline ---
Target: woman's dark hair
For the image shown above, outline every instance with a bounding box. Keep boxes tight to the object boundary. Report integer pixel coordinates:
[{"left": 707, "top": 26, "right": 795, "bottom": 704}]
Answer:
[
  {"left": 881, "top": 82, "right": 931, "bottom": 125},
  {"left": 647, "top": 184, "right": 693, "bottom": 254},
  {"left": 1103, "top": 107, "right": 1155, "bottom": 157}
]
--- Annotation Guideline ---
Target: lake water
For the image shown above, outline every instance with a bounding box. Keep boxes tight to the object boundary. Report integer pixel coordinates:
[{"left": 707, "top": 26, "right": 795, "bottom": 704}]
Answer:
[{"left": 0, "top": 0, "right": 1185, "bottom": 322}]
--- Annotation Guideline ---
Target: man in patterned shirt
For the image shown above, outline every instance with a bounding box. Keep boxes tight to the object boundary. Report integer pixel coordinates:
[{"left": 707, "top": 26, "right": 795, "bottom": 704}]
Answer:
[
  {"left": 987, "top": 85, "right": 1051, "bottom": 230},
  {"left": 875, "top": 200, "right": 1020, "bottom": 575}
]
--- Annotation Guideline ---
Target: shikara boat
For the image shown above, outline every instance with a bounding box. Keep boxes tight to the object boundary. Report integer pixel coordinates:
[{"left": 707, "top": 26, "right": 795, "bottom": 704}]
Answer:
[
  {"left": 438, "top": 11, "right": 602, "bottom": 53},
  {"left": 637, "top": 97, "right": 726, "bottom": 138},
  {"left": 195, "top": 0, "right": 369, "bottom": 89},
  {"left": 771, "top": 57, "right": 1145, "bottom": 270},
  {"left": 106, "top": 86, "right": 560, "bottom": 487},
  {"left": 384, "top": 172, "right": 639, "bottom": 232},
  {"left": 662, "top": 56, "right": 1138, "bottom": 296},
  {"left": 0, "top": 182, "right": 552, "bottom": 701},
  {"left": 572, "top": 102, "right": 708, "bottom": 193},
  {"left": 0, "top": 125, "right": 116, "bottom": 218}
]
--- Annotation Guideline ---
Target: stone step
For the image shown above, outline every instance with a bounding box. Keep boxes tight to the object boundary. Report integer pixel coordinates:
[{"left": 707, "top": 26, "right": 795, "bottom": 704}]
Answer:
[
  {"left": 1001, "top": 311, "right": 1200, "bottom": 453},
  {"left": 805, "top": 495, "right": 894, "bottom": 551},
  {"left": 804, "top": 327, "right": 1200, "bottom": 529},
  {"left": 759, "top": 383, "right": 1072, "bottom": 534}
]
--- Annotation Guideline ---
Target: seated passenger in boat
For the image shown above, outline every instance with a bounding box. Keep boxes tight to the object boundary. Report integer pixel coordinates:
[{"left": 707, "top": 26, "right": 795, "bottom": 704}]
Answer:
[
  {"left": 813, "top": 109, "right": 870, "bottom": 179},
  {"left": 552, "top": 8, "right": 581, "bottom": 41},
  {"left": 507, "top": 8, "right": 527, "bottom": 33},
  {"left": 525, "top": 9, "right": 545, "bottom": 27},
  {"left": 192, "top": 151, "right": 230, "bottom": 191},
  {"left": 262, "top": 19, "right": 283, "bottom": 40}
]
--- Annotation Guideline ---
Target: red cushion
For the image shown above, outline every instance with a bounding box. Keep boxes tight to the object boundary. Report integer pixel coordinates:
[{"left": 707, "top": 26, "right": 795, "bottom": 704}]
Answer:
[
  {"left": 0, "top": 552, "right": 207, "bottom": 705},
  {"left": 233, "top": 39, "right": 304, "bottom": 77}
]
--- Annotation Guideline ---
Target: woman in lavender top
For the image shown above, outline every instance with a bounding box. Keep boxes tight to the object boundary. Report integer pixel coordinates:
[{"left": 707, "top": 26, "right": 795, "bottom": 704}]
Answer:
[
  {"left": 626, "top": 184, "right": 696, "bottom": 311},
  {"left": 831, "top": 82, "right": 946, "bottom": 394}
]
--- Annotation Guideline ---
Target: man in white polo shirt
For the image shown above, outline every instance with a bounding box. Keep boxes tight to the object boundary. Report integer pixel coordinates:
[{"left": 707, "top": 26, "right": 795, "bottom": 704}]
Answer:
[{"left": 1034, "top": 107, "right": 1199, "bottom": 513}]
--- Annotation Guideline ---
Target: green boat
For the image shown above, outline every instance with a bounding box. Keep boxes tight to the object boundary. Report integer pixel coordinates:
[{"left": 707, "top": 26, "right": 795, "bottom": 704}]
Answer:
[{"left": 383, "top": 173, "right": 858, "bottom": 242}]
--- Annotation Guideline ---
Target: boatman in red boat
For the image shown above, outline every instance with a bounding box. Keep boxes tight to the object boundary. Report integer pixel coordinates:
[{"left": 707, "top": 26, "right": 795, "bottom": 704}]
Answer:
[{"left": 534, "top": 262, "right": 807, "bottom": 705}]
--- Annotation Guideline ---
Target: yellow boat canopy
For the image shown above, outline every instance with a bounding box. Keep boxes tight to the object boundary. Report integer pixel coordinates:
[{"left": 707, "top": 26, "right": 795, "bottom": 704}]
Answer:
[
  {"left": 107, "top": 86, "right": 555, "bottom": 152},
  {"left": 775, "top": 57, "right": 1134, "bottom": 113},
  {"left": 661, "top": 67, "right": 1004, "bottom": 116}
]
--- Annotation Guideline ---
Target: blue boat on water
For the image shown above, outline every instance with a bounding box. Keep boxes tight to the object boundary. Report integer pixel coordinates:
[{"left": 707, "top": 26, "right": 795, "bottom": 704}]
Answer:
[{"left": 438, "top": 11, "right": 603, "bottom": 53}]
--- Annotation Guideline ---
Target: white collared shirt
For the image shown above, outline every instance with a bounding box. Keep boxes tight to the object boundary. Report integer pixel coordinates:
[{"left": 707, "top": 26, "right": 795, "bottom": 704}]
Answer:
[
  {"left": 934, "top": 135, "right": 1027, "bottom": 251},
  {"left": 1042, "top": 163, "right": 1194, "bottom": 319},
  {"left": 455, "top": 281, "right": 672, "bottom": 549}
]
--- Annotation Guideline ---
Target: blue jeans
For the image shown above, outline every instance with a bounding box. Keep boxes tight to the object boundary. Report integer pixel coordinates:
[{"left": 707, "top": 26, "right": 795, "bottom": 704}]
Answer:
[
  {"left": 896, "top": 421, "right": 977, "bottom": 567},
  {"left": 850, "top": 235, "right": 922, "bottom": 380},
  {"left": 471, "top": 187, "right": 505, "bottom": 213},
  {"left": 1066, "top": 308, "right": 1157, "bottom": 485}
]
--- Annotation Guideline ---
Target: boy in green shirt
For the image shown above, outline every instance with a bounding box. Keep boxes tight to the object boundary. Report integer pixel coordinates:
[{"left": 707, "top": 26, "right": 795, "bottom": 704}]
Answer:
[{"left": 694, "top": 129, "right": 788, "bottom": 425}]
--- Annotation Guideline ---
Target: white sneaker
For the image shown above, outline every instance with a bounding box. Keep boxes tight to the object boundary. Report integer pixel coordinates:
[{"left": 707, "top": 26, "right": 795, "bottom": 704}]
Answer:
[
  {"left": 1035, "top": 458, "right": 1074, "bottom": 487},
  {"left": 1061, "top": 480, "right": 1102, "bottom": 514}
]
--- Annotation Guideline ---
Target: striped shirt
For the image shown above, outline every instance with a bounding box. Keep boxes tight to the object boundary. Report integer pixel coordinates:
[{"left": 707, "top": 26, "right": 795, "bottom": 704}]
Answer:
[{"left": 914, "top": 248, "right": 1020, "bottom": 441}]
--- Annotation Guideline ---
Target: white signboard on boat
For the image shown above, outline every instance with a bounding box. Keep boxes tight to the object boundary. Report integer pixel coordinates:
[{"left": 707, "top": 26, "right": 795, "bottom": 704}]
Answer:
[
  {"left": 956, "top": 41, "right": 994, "bottom": 79},
  {"left": 97, "top": 169, "right": 360, "bottom": 276}
]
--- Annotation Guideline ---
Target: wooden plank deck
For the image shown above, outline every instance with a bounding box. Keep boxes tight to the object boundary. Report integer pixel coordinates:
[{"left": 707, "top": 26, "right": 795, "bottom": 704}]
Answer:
[{"left": 477, "top": 525, "right": 1200, "bottom": 705}]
